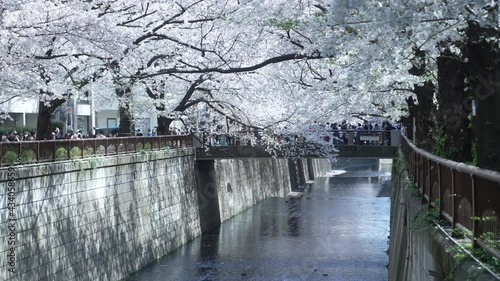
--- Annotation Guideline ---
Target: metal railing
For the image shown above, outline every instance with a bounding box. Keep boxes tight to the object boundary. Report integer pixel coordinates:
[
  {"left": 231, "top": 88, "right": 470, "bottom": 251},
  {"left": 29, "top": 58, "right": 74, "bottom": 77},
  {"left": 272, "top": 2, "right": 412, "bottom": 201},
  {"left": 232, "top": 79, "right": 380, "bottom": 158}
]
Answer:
[
  {"left": 401, "top": 135, "right": 500, "bottom": 259},
  {"left": 199, "top": 129, "right": 397, "bottom": 147},
  {"left": 0, "top": 135, "right": 193, "bottom": 167}
]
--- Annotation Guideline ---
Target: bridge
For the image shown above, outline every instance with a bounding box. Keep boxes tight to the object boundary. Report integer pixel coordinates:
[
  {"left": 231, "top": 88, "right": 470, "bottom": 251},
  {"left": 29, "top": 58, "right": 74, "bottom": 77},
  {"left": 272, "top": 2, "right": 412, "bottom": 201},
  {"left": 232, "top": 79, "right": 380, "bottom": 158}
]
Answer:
[
  {"left": 195, "top": 144, "right": 398, "bottom": 159},
  {"left": 195, "top": 129, "right": 400, "bottom": 159}
]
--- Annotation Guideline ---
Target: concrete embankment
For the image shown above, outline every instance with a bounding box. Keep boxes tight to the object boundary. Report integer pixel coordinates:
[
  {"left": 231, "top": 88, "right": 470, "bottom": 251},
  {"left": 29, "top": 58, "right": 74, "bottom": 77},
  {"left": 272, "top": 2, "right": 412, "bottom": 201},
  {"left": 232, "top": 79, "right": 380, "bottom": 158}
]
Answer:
[
  {"left": 0, "top": 149, "right": 330, "bottom": 281},
  {"left": 388, "top": 154, "right": 498, "bottom": 281}
]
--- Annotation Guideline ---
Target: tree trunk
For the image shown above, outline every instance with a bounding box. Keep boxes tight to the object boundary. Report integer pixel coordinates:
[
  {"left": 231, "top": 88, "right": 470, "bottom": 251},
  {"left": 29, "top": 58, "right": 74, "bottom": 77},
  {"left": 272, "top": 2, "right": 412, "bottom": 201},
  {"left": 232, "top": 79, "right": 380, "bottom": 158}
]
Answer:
[
  {"left": 474, "top": 81, "right": 500, "bottom": 171},
  {"left": 434, "top": 54, "right": 473, "bottom": 162},
  {"left": 405, "top": 49, "right": 436, "bottom": 151},
  {"left": 36, "top": 98, "right": 66, "bottom": 140},
  {"left": 157, "top": 115, "right": 174, "bottom": 135},
  {"left": 116, "top": 88, "right": 134, "bottom": 135},
  {"left": 466, "top": 22, "right": 500, "bottom": 171},
  {"left": 412, "top": 81, "right": 435, "bottom": 151},
  {"left": 118, "top": 105, "right": 134, "bottom": 135}
]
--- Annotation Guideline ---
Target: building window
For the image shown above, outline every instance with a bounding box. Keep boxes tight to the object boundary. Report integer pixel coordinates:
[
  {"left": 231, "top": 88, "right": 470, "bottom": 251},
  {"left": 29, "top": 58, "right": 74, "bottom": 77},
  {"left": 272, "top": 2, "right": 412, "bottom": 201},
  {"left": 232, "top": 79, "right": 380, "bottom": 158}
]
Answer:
[{"left": 107, "top": 118, "right": 117, "bottom": 128}]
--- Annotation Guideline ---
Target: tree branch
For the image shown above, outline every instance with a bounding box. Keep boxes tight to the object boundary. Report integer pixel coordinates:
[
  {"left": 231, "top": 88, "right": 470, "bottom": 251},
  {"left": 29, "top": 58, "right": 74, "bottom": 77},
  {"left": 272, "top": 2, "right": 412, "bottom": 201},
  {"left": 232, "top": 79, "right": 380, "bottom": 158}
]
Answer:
[
  {"left": 34, "top": 53, "right": 110, "bottom": 61},
  {"left": 174, "top": 76, "right": 206, "bottom": 111},
  {"left": 132, "top": 53, "right": 325, "bottom": 78},
  {"left": 0, "top": 95, "right": 21, "bottom": 105}
]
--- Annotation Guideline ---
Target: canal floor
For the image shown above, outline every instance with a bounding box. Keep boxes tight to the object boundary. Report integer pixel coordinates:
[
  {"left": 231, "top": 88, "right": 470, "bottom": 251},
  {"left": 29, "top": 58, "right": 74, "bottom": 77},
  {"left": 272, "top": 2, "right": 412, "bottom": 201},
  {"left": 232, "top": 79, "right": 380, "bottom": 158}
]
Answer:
[{"left": 125, "top": 159, "right": 392, "bottom": 281}]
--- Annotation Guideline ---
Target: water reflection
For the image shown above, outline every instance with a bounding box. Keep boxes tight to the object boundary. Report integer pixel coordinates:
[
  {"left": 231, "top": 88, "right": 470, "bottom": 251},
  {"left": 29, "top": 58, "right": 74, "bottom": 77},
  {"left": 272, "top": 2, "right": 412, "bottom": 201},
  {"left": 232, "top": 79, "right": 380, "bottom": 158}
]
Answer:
[
  {"left": 287, "top": 198, "right": 302, "bottom": 236},
  {"left": 196, "top": 229, "right": 220, "bottom": 280},
  {"left": 259, "top": 200, "right": 281, "bottom": 237},
  {"left": 125, "top": 158, "right": 392, "bottom": 281}
]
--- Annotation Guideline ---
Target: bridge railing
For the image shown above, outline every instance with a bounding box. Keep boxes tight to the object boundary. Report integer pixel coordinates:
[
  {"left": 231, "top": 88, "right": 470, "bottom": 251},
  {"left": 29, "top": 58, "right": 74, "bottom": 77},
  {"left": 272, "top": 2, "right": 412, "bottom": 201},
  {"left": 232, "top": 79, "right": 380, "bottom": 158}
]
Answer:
[
  {"left": 0, "top": 135, "right": 192, "bottom": 167},
  {"left": 199, "top": 129, "right": 399, "bottom": 147},
  {"left": 401, "top": 135, "right": 500, "bottom": 259}
]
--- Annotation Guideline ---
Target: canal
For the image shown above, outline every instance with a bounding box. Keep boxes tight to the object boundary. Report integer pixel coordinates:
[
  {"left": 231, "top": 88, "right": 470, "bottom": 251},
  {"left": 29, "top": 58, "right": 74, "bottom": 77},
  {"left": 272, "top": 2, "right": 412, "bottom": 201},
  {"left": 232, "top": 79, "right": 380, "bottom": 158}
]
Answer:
[{"left": 125, "top": 158, "right": 392, "bottom": 281}]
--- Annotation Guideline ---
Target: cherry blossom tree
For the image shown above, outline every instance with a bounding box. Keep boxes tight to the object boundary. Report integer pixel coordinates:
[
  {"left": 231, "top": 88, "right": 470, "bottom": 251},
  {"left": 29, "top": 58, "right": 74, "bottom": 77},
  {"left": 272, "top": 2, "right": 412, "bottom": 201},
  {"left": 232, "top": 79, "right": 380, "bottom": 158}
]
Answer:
[{"left": 0, "top": 0, "right": 498, "bottom": 166}]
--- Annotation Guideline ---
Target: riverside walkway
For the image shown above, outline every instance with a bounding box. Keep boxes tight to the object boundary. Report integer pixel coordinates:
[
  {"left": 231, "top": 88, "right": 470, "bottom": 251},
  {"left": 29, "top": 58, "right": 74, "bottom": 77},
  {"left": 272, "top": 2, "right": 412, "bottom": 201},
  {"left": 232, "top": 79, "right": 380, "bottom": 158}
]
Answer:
[{"left": 0, "top": 130, "right": 400, "bottom": 166}]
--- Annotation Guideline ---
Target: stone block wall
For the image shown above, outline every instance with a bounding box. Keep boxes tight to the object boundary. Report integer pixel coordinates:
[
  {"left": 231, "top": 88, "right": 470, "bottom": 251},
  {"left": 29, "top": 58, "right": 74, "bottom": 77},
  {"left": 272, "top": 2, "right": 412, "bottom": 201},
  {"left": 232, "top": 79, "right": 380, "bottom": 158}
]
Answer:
[
  {"left": 0, "top": 150, "right": 333, "bottom": 281},
  {"left": 310, "top": 158, "right": 331, "bottom": 177},
  {"left": 214, "top": 158, "right": 291, "bottom": 222},
  {"left": 0, "top": 149, "right": 200, "bottom": 281},
  {"left": 214, "top": 157, "right": 332, "bottom": 222},
  {"left": 303, "top": 158, "right": 331, "bottom": 180}
]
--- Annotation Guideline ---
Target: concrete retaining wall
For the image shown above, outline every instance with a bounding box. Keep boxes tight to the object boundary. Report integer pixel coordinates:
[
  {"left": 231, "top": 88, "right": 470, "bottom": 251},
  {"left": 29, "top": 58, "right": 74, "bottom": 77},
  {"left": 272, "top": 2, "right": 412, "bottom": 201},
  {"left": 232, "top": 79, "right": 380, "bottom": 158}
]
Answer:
[
  {"left": 0, "top": 149, "right": 201, "bottom": 281},
  {"left": 309, "top": 158, "right": 331, "bottom": 178},
  {"left": 301, "top": 158, "right": 331, "bottom": 182},
  {"left": 214, "top": 158, "right": 291, "bottom": 222},
  {"left": 388, "top": 154, "right": 498, "bottom": 281},
  {"left": 0, "top": 151, "right": 333, "bottom": 281}
]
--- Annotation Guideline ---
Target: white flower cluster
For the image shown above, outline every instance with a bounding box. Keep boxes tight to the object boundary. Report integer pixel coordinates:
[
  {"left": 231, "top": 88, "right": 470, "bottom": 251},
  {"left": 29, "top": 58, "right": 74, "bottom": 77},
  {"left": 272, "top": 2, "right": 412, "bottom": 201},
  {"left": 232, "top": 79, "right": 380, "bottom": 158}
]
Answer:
[{"left": 0, "top": 0, "right": 496, "bottom": 135}]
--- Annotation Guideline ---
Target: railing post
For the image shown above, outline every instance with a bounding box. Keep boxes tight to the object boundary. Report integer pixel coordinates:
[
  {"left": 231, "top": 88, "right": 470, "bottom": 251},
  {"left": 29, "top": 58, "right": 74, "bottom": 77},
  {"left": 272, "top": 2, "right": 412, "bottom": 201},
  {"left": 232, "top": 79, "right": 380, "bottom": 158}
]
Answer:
[
  {"left": 425, "top": 159, "right": 431, "bottom": 207},
  {"left": 413, "top": 151, "right": 417, "bottom": 183},
  {"left": 450, "top": 169, "right": 457, "bottom": 235},
  {"left": 415, "top": 153, "right": 419, "bottom": 188},
  {"left": 18, "top": 142, "right": 22, "bottom": 163},
  {"left": 67, "top": 140, "right": 71, "bottom": 160},
  {"left": 347, "top": 131, "right": 354, "bottom": 145},
  {"left": 53, "top": 141, "right": 56, "bottom": 161},
  {"left": 471, "top": 174, "right": 479, "bottom": 249},
  {"left": 437, "top": 163, "right": 442, "bottom": 219}
]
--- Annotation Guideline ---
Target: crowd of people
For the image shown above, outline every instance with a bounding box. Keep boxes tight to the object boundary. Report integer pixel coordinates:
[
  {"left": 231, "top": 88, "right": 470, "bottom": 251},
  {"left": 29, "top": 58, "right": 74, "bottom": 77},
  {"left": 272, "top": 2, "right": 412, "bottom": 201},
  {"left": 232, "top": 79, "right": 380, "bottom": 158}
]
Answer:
[
  {"left": 1, "top": 119, "right": 399, "bottom": 146},
  {"left": 198, "top": 119, "right": 400, "bottom": 147},
  {"left": 1, "top": 130, "right": 36, "bottom": 142},
  {"left": 0, "top": 126, "right": 162, "bottom": 142},
  {"left": 306, "top": 120, "right": 397, "bottom": 133},
  {"left": 303, "top": 120, "right": 399, "bottom": 145}
]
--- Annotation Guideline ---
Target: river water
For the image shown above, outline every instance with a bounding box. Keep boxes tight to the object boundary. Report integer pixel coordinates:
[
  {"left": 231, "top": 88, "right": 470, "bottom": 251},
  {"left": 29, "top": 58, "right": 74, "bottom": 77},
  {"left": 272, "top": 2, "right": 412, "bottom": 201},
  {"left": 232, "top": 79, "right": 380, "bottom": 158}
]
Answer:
[{"left": 125, "top": 158, "right": 392, "bottom": 281}]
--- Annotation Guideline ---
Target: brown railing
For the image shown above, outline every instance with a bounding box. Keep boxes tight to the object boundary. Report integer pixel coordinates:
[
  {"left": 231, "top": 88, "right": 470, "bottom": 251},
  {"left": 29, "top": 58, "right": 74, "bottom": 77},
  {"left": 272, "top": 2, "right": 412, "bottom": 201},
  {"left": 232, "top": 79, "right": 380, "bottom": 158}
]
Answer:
[
  {"left": 0, "top": 135, "right": 193, "bottom": 167},
  {"left": 200, "top": 129, "right": 396, "bottom": 146},
  {"left": 401, "top": 136, "right": 500, "bottom": 259}
]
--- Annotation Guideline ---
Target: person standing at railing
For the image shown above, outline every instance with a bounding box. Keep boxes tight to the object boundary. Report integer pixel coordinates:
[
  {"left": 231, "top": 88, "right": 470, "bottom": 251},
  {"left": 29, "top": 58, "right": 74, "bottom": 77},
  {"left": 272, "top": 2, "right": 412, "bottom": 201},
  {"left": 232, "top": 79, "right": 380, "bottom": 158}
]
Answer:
[
  {"left": 26, "top": 131, "right": 35, "bottom": 141},
  {"left": 382, "top": 121, "right": 394, "bottom": 146},
  {"left": 54, "top": 127, "right": 63, "bottom": 139},
  {"left": 355, "top": 123, "right": 364, "bottom": 145},
  {"left": 7, "top": 131, "right": 20, "bottom": 142}
]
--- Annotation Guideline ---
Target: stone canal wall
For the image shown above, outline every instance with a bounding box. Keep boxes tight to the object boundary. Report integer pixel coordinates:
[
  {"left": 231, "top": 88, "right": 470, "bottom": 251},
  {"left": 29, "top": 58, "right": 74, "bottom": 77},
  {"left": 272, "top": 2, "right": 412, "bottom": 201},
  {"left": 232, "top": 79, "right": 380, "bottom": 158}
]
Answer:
[
  {"left": 388, "top": 154, "right": 498, "bottom": 281},
  {"left": 308, "top": 158, "right": 332, "bottom": 179},
  {"left": 0, "top": 149, "right": 201, "bottom": 281},
  {"left": 214, "top": 158, "right": 291, "bottom": 222},
  {"left": 0, "top": 152, "right": 332, "bottom": 281}
]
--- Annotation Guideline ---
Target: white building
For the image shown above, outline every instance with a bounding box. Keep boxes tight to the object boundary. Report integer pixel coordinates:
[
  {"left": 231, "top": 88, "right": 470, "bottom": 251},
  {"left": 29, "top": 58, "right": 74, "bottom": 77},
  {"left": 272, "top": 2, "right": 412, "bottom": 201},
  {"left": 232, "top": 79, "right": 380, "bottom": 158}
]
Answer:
[{"left": 1, "top": 92, "right": 158, "bottom": 135}]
